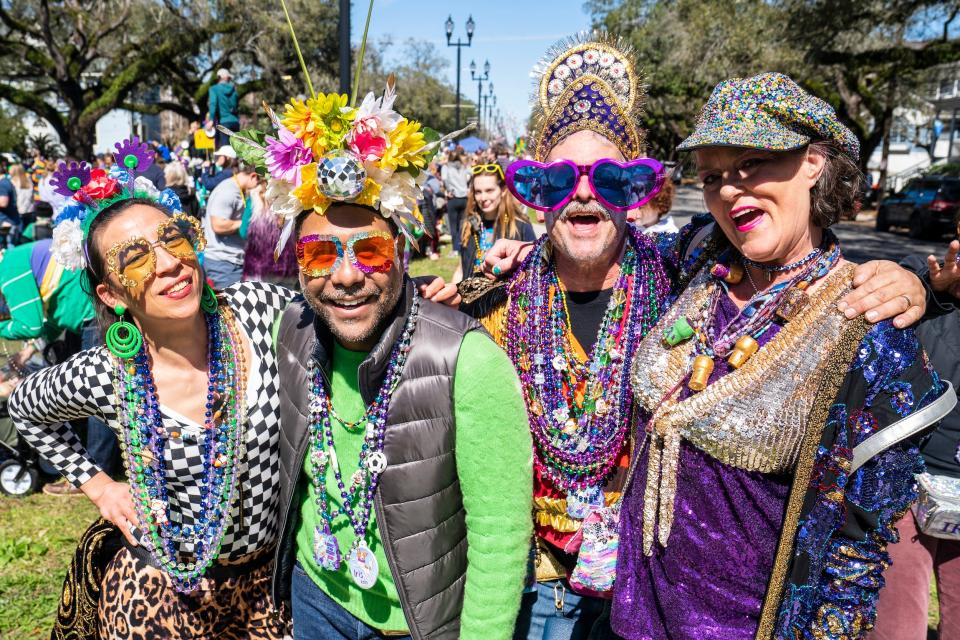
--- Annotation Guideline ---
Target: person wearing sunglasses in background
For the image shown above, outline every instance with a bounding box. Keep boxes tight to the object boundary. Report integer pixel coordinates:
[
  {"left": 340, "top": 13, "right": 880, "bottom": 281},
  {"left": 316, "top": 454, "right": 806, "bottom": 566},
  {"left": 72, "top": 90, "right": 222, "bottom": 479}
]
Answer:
[
  {"left": 7, "top": 143, "right": 293, "bottom": 639},
  {"left": 459, "top": 36, "right": 934, "bottom": 640},
  {"left": 457, "top": 163, "right": 536, "bottom": 281},
  {"left": 250, "top": 83, "right": 533, "bottom": 640}
]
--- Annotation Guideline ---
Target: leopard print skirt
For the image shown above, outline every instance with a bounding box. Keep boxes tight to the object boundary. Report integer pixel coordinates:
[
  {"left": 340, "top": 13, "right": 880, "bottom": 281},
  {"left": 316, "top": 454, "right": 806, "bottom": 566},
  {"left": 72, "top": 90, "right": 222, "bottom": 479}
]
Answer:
[{"left": 97, "top": 547, "right": 290, "bottom": 640}]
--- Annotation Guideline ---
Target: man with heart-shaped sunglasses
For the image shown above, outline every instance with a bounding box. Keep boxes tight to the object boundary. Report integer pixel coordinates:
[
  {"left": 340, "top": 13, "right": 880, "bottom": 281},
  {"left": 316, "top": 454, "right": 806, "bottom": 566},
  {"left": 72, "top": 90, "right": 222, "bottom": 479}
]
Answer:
[{"left": 457, "top": 34, "right": 932, "bottom": 640}]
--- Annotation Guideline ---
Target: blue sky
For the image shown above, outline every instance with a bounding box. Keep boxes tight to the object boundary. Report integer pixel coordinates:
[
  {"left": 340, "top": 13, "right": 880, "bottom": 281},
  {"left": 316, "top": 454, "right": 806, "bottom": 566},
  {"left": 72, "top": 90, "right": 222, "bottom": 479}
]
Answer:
[{"left": 350, "top": 0, "right": 594, "bottom": 140}]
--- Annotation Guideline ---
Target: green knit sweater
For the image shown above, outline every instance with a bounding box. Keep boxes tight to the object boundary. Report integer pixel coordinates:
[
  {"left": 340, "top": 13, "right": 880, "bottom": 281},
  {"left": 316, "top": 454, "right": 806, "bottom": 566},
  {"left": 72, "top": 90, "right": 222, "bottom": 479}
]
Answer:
[{"left": 295, "top": 331, "right": 533, "bottom": 639}]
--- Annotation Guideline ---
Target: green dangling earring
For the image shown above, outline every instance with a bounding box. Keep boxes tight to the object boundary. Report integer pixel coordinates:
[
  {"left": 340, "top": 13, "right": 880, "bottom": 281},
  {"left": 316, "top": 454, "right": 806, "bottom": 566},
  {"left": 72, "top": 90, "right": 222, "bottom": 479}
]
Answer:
[
  {"left": 200, "top": 283, "right": 219, "bottom": 314},
  {"left": 105, "top": 304, "right": 143, "bottom": 359}
]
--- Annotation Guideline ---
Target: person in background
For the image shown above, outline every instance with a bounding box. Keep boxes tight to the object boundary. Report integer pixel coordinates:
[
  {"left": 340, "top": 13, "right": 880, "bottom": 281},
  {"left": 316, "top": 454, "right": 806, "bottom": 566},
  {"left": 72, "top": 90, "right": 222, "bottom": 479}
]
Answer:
[
  {"left": 209, "top": 68, "right": 240, "bottom": 149},
  {"left": 9, "top": 163, "right": 35, "bottom": 226},
  {"left": 441, "top": 148, "right": 471, "bottom": 258},
  {"left": 420, "top": 161, "right": 443, "bottom": 260},
  {"left": 163, "top": 161, "right": 198, "bottom": 219},
  {"left": 241, "top": 182, "right": 298, "bottom": 287},
  {"left": 200, "top": 146, "right": 238, "bottom": 192},
  {"left": 0, "top": 237, "right": 120, "bottom": 495},
  {"left": 628, "top": 177, "right": 678, "bottom": 234},
  {"left": 458, "top": 163, "right": 535, "bottom": 279},
  {"left": 868, "top": 239, "right": 960, "bottom": 640},
  {"left": 138, "top": 147, "right": 166, "bottom": 190},
  {"left": 0, "top": 165, "right": 21, "bottom": 246},
  {"left": 201, "top": 162, "right": 259, "bottom": 288}
]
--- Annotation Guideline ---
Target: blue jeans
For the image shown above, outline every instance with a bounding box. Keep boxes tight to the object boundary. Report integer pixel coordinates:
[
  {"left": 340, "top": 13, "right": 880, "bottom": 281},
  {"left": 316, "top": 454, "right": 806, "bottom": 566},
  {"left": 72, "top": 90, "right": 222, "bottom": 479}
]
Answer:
[
  {"left": 513, "top": 580, "right": 613, "bottom": 640},
  {"left": 291, "top": 562, "right": 412, "bottom": 640},
  {"left": 81, "top": 322, "right": 120, "bottom": 477},
  {"left": 204, "top": 258, "right": 244, "bottom": 289}
]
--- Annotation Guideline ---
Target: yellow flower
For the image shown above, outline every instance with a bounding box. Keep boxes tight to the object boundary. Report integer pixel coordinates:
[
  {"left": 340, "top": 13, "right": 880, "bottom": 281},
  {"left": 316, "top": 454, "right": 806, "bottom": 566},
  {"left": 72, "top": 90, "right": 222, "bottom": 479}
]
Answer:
[
  {"left": 282, "top": 93, "right": 357, "bottom": 156},
  {"left": 282, "top": 99, "right": 323, "bottom": 150},
  {"left": 292, "top": 162, "right": 331, "bottom": 214},
  {"left": 379, "top": 119, "right": 427, "bottom": 173},
  {"left": 354, "top": 178, "right": 382, "bottom": 208}
]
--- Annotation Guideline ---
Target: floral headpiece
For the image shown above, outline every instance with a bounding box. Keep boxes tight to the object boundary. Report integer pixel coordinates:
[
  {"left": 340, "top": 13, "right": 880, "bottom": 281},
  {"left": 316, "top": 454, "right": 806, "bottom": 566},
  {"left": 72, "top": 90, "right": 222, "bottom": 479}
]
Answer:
[
  {"left": 223, "top": 78, "right": 469, "bottom": 257},
  {"left": 50, "top": 136, "right": 184, "bottom": 270},
  {"left": 530, "top": 32, "right": 647, "bottom": 161}
]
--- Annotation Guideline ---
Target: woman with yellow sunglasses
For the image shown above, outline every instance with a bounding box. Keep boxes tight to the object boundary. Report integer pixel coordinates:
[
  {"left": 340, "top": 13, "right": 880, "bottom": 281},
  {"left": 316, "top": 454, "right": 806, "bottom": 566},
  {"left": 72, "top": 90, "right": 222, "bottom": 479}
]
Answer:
[{"left": 459, "top": 163, "right": 537, "bottom": 279}]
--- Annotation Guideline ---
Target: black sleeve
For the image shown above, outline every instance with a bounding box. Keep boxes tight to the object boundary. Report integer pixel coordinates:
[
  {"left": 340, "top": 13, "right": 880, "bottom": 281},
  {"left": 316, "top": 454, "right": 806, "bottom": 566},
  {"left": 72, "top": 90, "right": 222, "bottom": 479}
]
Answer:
[{"left": 900, "top": 253, "right": 958, "bottom": 320}]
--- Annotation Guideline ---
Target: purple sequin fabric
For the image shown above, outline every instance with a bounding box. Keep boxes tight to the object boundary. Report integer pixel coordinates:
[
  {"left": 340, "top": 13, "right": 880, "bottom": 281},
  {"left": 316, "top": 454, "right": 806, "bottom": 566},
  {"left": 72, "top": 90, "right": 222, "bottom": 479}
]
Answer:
[{"left": 614, "top": 293, "right": 789, "bottom": 639}]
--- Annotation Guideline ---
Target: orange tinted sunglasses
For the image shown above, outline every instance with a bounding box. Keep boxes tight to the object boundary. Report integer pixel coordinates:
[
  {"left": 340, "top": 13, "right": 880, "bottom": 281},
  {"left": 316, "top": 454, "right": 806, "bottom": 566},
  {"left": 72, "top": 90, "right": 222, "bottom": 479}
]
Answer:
[{"left": 296, "top": 230, "right": 395, "bottom": 277}]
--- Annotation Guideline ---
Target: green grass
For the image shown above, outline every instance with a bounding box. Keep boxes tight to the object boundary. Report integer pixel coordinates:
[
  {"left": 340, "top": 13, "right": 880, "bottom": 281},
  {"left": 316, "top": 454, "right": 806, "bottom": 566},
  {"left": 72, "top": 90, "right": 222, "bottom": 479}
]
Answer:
[
  {"left": 0, "top": 494, "right": 97, "bottom": 639},
  {"left": 407, "top": 252, "right": 460, "bottom": 282}
]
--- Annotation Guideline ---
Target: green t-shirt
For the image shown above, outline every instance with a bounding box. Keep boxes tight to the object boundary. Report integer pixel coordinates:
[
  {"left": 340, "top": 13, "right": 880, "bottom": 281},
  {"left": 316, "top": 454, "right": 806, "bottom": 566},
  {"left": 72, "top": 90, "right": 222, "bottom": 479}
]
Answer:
[{"left": 295, "top": 331, "right": 533, "bottom": 639}]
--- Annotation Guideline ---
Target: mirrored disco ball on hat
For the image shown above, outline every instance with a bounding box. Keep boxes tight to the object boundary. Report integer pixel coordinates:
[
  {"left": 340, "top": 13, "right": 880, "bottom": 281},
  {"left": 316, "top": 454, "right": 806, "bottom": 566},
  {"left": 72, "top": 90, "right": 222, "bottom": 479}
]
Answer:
[{"left": 317, "top": 150, "right": 366, "bottom": 200}]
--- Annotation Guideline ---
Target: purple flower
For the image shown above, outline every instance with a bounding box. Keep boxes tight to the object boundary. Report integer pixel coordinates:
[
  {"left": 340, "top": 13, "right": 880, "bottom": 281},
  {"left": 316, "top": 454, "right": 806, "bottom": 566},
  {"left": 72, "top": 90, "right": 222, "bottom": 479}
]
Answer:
[
  {"left": 114, "top": 136, "right": 154, "bottom": 173},
  {"left": 50, "top": 161, "right": 92, "bottom": 197},
  {"left": 265, "top": 127, "right": 313, "bottom": 184}
]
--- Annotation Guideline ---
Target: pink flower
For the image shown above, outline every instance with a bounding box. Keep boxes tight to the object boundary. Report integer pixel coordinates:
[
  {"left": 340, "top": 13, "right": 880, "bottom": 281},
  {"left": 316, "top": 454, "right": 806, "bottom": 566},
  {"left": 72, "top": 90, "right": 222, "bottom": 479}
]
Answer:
[
  {"left": 349, "top": 127, "right": 387, "bottom": 162},
  {"left": 265, "top": 127, "right": 313, "bottom": 185}
]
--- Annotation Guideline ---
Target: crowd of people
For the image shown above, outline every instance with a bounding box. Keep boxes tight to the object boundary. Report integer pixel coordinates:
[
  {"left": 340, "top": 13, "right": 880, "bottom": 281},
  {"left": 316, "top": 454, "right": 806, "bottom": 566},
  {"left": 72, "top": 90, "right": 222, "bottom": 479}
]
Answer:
[{"left": 2, "top": 26, "right": 960, "bottom": 640}]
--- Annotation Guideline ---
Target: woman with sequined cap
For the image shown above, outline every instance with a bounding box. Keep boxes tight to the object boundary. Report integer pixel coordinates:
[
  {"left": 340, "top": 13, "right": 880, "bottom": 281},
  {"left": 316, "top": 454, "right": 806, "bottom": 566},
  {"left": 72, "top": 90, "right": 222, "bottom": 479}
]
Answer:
[{"left": 612, "top": 73, "right": 957, "bottom": 640}]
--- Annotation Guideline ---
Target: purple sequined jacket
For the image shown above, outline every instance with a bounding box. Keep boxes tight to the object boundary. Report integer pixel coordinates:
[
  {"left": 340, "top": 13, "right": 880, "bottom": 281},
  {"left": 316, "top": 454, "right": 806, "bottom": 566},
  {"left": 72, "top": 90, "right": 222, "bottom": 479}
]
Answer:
[{"left": 646, "top": 217, "right": 946, "bottom": 639}]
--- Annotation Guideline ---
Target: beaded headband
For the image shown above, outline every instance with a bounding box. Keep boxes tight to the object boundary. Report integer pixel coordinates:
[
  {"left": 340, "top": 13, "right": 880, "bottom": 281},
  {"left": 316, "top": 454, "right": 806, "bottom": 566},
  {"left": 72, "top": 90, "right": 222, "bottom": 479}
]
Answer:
[
  {"left": 49, "top": 136, "right": 185, "bottom": 271},
  {"left": 530, "top": 32, "right": 647, "bottom": 161}
]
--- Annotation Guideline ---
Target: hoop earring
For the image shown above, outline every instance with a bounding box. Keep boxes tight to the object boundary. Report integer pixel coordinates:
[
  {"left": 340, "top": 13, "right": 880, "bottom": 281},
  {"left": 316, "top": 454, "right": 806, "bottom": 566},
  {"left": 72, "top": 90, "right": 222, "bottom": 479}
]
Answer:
[
  {"left": 200, "top": 283, "right": 219, "bottom": 314},
  {"left": 105, "top": 304, "right": 142, "bottom": 359}
]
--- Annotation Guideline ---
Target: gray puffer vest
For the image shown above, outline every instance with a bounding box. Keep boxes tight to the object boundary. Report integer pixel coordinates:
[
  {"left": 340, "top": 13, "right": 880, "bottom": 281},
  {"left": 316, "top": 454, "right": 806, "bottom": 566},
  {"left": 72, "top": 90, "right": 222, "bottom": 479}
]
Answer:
[{"left": 271, "top": 280, "right": 482, "bottom": 640}]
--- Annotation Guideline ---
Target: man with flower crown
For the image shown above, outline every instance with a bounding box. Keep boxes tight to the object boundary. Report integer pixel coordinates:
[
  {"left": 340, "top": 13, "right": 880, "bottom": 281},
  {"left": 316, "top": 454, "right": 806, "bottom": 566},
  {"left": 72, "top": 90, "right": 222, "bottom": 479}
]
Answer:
[
  {"left": 460, "top": 33, "right": 934, "bottom": 639},
  {"left": 222, "top": 77, "right": 535, "bottom": 640}
]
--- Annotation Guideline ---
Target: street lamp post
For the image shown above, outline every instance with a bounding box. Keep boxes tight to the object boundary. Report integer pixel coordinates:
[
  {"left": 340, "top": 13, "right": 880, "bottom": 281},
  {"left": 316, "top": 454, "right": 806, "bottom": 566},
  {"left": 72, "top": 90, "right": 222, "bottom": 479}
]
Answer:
[
  {"left": 481, "top": 91, "right": 496, "bottom": 138},
  {"left": 470, "top": 59, "right": 490, "bottom": 133},
  {"left": 445, "top": 15, "right": 474, "bottom": 131}
]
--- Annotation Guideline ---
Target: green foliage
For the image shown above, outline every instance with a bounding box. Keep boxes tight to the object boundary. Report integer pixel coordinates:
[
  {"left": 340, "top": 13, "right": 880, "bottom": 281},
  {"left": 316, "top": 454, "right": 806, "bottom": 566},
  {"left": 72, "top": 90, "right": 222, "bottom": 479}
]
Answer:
[
  {"left": 230, "top": 129, "right": 268, "bottom": 175},
  {"left": 927, "top": 161, "right": 960, "bottom": 176},
  {"left": 0, "top": 110, "right": 29, "bottom": 158},
  {"left": 589, "top": 0, "right": 960, "bottom": 167}
]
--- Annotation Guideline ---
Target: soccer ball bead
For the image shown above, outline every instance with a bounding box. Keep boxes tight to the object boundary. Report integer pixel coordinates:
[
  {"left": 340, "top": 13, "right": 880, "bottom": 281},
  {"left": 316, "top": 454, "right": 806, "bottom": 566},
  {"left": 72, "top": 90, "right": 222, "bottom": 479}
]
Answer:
[{"left": 317, "top": 150, "right": 366, "bottom": 200}]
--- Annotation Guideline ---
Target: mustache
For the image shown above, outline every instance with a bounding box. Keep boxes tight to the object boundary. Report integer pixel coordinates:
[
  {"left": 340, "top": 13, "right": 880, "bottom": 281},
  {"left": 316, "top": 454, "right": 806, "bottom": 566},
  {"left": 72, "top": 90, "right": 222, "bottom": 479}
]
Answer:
[
  {"left": 318, "top": 286, "right": 381, "bottom": 303},
  {"left": 558, "top": 201, "right": 611, "bottom": 222}
]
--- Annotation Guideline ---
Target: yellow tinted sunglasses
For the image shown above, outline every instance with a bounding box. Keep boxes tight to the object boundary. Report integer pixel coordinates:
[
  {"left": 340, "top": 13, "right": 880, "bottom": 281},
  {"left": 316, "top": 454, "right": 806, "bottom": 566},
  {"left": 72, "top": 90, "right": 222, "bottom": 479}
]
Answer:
[
  {"left": 471, "top": 163, "right": 504, "bottom": 180},
  {"left": 105, "top": 214, "right": 206, "bottom": 288}
]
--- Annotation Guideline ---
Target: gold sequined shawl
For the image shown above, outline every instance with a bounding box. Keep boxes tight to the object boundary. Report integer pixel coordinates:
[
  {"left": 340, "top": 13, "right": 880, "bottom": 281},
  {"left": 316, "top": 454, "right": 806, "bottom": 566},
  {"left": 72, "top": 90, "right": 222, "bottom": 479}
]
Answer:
[
  {"left": 630, "top": 264, "right": 857, "bottom": 555},
  {"left": 51, "top": 518, "right": 122, "bottom": 640}
]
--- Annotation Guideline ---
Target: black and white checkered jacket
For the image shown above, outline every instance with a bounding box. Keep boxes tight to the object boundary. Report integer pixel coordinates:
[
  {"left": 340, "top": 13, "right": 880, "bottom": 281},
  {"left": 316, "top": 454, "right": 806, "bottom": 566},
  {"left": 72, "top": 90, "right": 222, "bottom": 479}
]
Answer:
[{"left": 8, "top": 281, "right": 293, "bottom": 559}]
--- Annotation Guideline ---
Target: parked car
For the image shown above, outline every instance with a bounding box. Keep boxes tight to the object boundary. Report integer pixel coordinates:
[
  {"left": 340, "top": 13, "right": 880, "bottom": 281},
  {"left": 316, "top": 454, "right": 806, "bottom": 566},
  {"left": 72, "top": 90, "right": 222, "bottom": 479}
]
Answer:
[{"left": 876, "top": 176, "right": 960, "bottom": 238}]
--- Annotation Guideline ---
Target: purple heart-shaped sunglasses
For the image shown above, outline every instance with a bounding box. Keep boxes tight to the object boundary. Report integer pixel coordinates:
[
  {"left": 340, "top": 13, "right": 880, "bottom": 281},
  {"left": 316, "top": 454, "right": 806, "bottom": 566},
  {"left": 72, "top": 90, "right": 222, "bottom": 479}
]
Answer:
[{"left": 505, "top": 158, "right": 665, "bottom": 213}]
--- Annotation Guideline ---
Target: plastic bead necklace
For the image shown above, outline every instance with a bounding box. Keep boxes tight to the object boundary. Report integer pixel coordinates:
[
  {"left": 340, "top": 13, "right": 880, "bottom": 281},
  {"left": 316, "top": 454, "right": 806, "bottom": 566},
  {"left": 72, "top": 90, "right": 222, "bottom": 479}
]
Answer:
[
  {"left": 113, "top": 307, "right": 247, "bottom": 592},
  {"left": 506, "top": 226, "right": 670, "bottom": 509},
  {"left": 306, "top": 292, "right": 420, "bottom": 589}
]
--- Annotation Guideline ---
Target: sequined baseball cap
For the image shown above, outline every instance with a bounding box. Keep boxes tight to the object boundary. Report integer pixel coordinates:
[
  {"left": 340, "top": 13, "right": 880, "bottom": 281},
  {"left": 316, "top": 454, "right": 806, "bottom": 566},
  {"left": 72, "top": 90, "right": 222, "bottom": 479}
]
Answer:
[{"left": 678, "top": 72, "right": 860, "bottom": 161}]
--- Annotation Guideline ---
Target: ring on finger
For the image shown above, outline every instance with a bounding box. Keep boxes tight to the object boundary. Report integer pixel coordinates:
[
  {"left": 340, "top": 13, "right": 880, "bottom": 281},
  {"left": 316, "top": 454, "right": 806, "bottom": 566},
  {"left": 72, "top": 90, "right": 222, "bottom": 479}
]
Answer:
[{"left": 899, "top": 294, "right": 911, "bottom": 308}]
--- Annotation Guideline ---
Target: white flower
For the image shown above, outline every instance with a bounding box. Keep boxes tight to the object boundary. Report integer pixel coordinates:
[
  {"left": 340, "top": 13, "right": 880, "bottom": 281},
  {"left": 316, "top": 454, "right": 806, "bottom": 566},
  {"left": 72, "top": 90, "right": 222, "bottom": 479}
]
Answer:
[
  {"left": 50, "top": 219, "right": 86, "bottom": 271},
  {"left": 584, "top": 49, "right": 600, "bottom": 65},
  {"left": 377, "top": 172, "right": 419, "bottom": 219},
  {"left": 548, "top": 79, "right": 565, "bottom": 95},
  {"left": 566, "top": 54, "right": 583, "bottom": 69},
  {"left": 598, "top": 52, "right": 616, "bottom": 67},
  {"left": 265, "top": 178, "right": 302, "bottom": 220},
  {"left": 133, "top": 176, "right": 159, "bottom": 200},
  {"left": 554, "top": 64, "right": 571, "bottom": 80},
  {"left": 352, "top": 81, "right": 403, "bottom": 135}
]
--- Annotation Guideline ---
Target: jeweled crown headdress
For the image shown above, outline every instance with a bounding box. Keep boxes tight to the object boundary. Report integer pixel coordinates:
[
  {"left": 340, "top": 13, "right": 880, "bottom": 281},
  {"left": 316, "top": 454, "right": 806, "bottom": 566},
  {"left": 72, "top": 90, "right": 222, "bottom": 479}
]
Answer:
[
  {"left": 222, "top": 1, "right": 470, "bottom": 257},
  {"left": 50, "top": 136, "right": 184, "bottom": 270},
  {"left": 530, "top": 32, "right": 647, "bottom": 161}
]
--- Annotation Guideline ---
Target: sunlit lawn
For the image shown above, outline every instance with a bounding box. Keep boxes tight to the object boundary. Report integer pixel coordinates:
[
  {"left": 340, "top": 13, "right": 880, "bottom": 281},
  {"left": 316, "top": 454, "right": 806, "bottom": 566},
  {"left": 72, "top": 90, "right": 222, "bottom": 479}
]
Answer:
[{"left": 0, "top": 494, "right": 98, "bottom": 639}]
